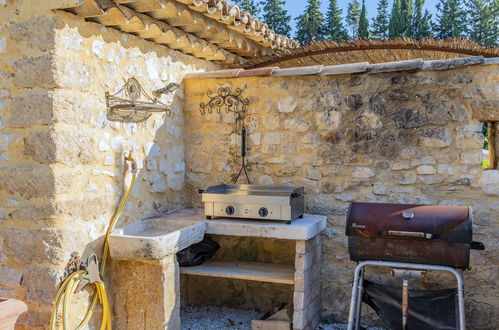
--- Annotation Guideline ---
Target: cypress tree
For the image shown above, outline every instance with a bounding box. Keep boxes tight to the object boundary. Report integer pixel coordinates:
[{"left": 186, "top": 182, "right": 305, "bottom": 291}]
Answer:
[
  {"left": 346, "top": 0, "right": 361, "bottom": 38},
  {"left": 234, "top": 0, "right": 260, "bottom": 16},
  {"left": 389, "top": 0, "right": 403, "bottom": 38},
  {"left": 371, "top": 0, "right": 390, "bottom": 39},
  {"left": 260, "top": 0, "right": 292, "bottom": 37},
  {"left": 412, "top": 0, "right": 433, "bottom": 38},
  {"left": 466, "top": 0, "right": 499, "bottom": 46},
  {"left": 400, "top": 0, "right": 414, "bottom": 36},
  {"left": 295, "top": 0, "right": 326, "bottom": 44},
  {"left": 325, "top": 0, "right": 349, "bottom": 41},
  {"left": 358, "top": 0, "right": 370, "bottom": 38},
  {"left": 434, "top": 0, "right": 467, "bottom": 39}
]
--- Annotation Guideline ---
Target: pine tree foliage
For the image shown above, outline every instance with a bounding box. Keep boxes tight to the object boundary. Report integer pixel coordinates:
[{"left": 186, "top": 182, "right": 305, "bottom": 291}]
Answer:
[
  {"left": 346, "top": 0, "right": 361, "bottom": 38},
  {"left": 371, "top": 0, "right": 390, "bottom": 39},
  {"left": 234, "top": 0, "right": 260, "bottom": 16},
  {"left": 389, "top": 0, "right": 403, "bottom": 38},
  {"left": 400, "top": 0, "right": 414, "bottom": 36},
  {"left": 325, "top": 0, "right": 349, "bottom": 41},
  {"left": 358, "top": 0, "right": 370, "bottom": 38},
  {"left": 260, "top": 0, "right": 292, "bottom": 37},
  {"left": 466, "top": 0, "right": 499, "bottom": 46},
  {"left": 411, "top": 0, "right": 433, "bottom": 38},
  {"left": 434, "top": 0, "right": 467, "bottom": 38},
  {"left": 295, "top": 0, "right": 326, "bottom": 44}
]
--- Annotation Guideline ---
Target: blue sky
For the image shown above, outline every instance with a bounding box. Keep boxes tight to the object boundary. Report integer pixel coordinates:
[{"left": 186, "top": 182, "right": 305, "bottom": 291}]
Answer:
[{"left": 284, "top": 0, "right": 439, "bottom": 34}]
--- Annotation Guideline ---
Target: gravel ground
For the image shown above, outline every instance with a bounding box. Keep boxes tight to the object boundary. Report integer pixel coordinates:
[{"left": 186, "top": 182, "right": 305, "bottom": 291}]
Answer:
[
  {"left": 181, "top": 305, "right": 385, "bottom": 330},
  {"left": 181, "top": 305, "right": 260, "bottom": 330}
]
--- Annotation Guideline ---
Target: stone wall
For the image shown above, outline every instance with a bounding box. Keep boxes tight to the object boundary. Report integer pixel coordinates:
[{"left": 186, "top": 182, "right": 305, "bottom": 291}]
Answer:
[
  {"left": 0, "top": 3, "right": 219, "bottom": 328},
  {"left": 183, "top": 63, "right": 499, "bottom": 329}
]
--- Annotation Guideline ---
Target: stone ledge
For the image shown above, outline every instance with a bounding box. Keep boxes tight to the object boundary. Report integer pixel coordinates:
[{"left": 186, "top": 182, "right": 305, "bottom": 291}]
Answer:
[{"left": 148, "top": 208, "right": 327, "bottom": 240}]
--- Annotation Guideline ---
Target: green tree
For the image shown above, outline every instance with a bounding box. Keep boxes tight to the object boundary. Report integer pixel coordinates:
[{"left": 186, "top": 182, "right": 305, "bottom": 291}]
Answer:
[
  {"left": 325, "top": 0, "right": 349, "bottom": 41},
  {"left": 371, "top": 0, "right": 390, "bottom": 39},
  {"left": 234, "top": 0, "right": 260, "bottom": 16},
  {"left": 411, "top": 0, "right": 433, "bottom": 38},
  {"left": 400, "top": 0, "right": 414, "bottom": 36},
  {"left": 295, "top": 0, "right": 326, "bottom": 44},
  {"left": 466, "top": 0, "right": 499, "bottom": 46},
  {"left": 346, "top": 0, "right": 361, "bottom": 38},
  {"left": 260, "top": 0, "right": 292, "bottom": 37},
  {"left": 389, "top": 0, "right": 403, "bottom": 37},
  {"left": 358, "top": 0, "right": 370, "bottom": 38},
  {"left": 434, "top": 0, "right": 467, "bottom": 39}
]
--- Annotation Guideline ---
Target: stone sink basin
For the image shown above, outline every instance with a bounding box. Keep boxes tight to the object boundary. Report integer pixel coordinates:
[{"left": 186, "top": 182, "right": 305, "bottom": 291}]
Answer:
[{"left": 109, "top": 218, "right": 206, "bottom": 261}]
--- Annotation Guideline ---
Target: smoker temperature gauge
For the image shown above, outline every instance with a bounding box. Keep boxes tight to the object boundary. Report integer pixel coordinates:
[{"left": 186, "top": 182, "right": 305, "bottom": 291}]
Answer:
[
  {"left": 258, "top": 207, "right": 268, "bottom": 217},
  {"left": 225, "top": 206, "right": 235, "bottom": 216}
]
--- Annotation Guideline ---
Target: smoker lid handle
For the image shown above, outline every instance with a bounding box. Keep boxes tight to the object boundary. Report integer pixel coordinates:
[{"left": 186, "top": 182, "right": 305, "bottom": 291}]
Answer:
[{"left": 471, "top": 241, "right": 485, "bottom": 250}]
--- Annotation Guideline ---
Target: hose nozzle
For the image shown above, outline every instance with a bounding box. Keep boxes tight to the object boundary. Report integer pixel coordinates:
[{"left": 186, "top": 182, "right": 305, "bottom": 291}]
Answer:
[{"left": 125, "top": 151, "right": 138, "bottom": 174}]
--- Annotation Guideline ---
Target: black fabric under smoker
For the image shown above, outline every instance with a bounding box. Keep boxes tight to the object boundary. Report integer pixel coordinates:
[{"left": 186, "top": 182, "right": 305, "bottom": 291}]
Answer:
[
  {"left": 176, "top": 236, "right": 220, "bottom": 267},
  {"left": 362, "top": 280, "right": 458, "bottom": 330}
]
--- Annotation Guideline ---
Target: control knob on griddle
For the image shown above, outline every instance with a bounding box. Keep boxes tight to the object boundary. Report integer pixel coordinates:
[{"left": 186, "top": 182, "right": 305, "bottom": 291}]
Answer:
[
  {"left": 258, "top": 207, "right": 268, "bottom": 217},
  {"left": 225, "top": 206, "right": 235, "bottom": 216}
]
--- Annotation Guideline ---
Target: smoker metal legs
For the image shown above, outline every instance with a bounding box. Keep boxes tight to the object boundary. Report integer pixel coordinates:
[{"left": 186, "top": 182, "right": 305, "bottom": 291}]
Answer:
[{"left": 346, "top": 261, "right": 466, "bottom": 330}]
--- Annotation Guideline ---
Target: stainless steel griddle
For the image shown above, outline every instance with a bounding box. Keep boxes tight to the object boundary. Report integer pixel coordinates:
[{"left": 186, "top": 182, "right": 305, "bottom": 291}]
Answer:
[{"left": 201, "top": 184, "right": 305, "bottom": 223}]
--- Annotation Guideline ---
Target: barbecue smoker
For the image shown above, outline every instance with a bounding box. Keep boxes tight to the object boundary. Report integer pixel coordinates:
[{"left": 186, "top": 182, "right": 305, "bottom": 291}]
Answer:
[
  {"left": 201, "top": 184, "right": 305, "bottom": 223},
  {"left": 345, "top": 202, "right": 485, "bottom": 330}
]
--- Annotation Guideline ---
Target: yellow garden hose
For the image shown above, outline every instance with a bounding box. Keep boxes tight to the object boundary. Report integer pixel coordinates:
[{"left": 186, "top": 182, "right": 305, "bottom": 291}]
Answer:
[{"left": 50, "top": 152, "right": 138, "bottom": 330}]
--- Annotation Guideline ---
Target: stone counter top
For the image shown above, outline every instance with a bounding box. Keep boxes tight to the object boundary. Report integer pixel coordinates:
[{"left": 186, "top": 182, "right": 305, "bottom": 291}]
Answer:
[{"left": 150, "top": 209, "right": 327, "bottom": 240}]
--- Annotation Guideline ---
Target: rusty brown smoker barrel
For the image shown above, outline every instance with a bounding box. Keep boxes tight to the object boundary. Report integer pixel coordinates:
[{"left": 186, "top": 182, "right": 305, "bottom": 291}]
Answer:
[{"left": 345, "top": 202, "right": 484, "bottom": 269}]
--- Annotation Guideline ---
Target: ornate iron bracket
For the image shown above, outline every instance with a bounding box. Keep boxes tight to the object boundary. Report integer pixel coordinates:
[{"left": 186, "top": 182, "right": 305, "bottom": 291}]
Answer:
[
  {"left": 199, "top": 87, "right": 251, "bottom": 184},
  {"left": 106, "top": 77, "right": 180, "bottom": 123}
]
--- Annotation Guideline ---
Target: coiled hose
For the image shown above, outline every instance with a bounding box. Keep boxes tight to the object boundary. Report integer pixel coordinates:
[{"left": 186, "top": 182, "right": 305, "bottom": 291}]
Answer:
[{"left": 50, "top": 153, "right": 138, "bottom": 330}]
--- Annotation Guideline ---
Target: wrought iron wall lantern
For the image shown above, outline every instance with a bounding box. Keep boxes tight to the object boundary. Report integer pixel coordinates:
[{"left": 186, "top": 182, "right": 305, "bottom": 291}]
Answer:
[
  {"left": 106, "top": 77, "right": 180, "bottom": 123},
  {"left": 199, "top": 87, "right": 251, "bottom": 184}
]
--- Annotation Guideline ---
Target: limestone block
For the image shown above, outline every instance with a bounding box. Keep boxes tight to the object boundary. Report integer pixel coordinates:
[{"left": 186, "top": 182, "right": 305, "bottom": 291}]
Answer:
[
  {"left": 0, "top": 267, "right": 23, "bottom": 287},
  {"left": 392, "top": 108, "right": 426, "bottom": 128},
  {"left": 21, "top": 265, "right": 59, "bottom": 304},
  {"left": 284, "top": 117, "right": 310, "bottom": 132},
  {"left": 352, "top": 167, "right": 375, "bottom": 179},
  {"left": 346, "top": 94, "right": 363, "bottom": 110},
  {"left": 427, "top": 102, "right": 450, "bottom": 125},
  {"left": 24, "top": 129, "right": 55, "bottom": 163},
  {"left": 394, "top": 172, "right": 417, "bottom": 185},
  {"left": 186, "top": 145, "right": 212, "bottom": 173},
  {"left": 0, "top": 164, "right": 54, "bottom": 198},
  {"left": 477, "top": 170, "right": 499, "bottom": 196},
  {"left": 13, "top": 55, "right": 55, "bottom": 88},
  {"left": 369, "top": 93, "right": 387, "bottom": 115},
  {"left": 418, "top": 127, "right": 452, "bottom": 147},
  {"left": 0, "top": 37, "right": 6, "bottom": 53},
  {"left": 3, "top": 228, "right": 70, "bottom": 264},
  {"left": 460, "top": 151, "right": 482, "bottom": 164},
  {"left": 263, "top": 114, "right": 280, "bottom": 130},
  {"left": 315, "top": 108, "right": 341, "bottom": 131},
  {"left": 471, "top": 100, "right": 499, "bottom": 121},
  {"left": 9, "top": 93, "right": 53, "bottom": 127},
  {"left": 448, "top": 176, "right": 473, "bottom": 186},
  {"left": 9, "top": 15, "right": 57, "bottom": 51},
  {"left": 278, "top": 96, "right": 297, "bottom": 112},
  {"left": 389, "top": 90, "right": 409, "bottom": 100},
  {"left": 437, "top": 165, "right": 455, "bottom": 176},
  {"left": 449, "top": 103, "right": 469, "bottom": 121},
  {"left": 150, "top": 172, "right": 167, "bottom": 193},
  {"left": 417, "top": 165, "right": 437, "bottom": 175},
  {"left": 0, "top": 134, "right": 12, "bottom": 152},
  {"left": 54, "top": 55, "right": 92, "bottom": 91},
  {"left": 373, "top": 182, "right": 389, "bottom": 195},
  {"left": 392, "top": 162, "right": 412, "bottom": 170}
]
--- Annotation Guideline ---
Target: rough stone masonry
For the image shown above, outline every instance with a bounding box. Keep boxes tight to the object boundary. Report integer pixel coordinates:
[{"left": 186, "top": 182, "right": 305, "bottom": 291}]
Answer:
[
  {"left": 183, "top": 62, "right": 499, "bottom": 329},
  {"left": 0, "top": 2, "right": 218, "bottom": 328}
]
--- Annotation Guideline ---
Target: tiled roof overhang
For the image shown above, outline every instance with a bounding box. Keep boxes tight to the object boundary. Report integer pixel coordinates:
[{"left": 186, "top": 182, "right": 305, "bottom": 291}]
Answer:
[{"left": 56, "top": 0, "right": 299, "bottom": 64}]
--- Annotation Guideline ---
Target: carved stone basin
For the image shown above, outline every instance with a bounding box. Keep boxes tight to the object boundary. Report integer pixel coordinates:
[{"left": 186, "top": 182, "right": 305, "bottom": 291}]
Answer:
[{"left": 109, "top": 218, "right": 206, "bottom": 261}]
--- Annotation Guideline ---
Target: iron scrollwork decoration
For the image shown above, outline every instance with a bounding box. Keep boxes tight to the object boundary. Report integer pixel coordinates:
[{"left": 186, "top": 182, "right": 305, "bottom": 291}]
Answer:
[
  {"left": 199, "top": 87, "right": 249, "bottom": 129},
  {"left": 106, "top": 77, "right": 180, "bottom": 123},
  {"left": 199, "top": 87, "right": 251, "bottom": 184}
]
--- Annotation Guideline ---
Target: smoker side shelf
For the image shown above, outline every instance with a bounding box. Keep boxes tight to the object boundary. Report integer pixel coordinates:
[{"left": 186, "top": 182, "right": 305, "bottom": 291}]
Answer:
[{"left": 179, "top": 261, "right": 294, "bottom": 285}]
